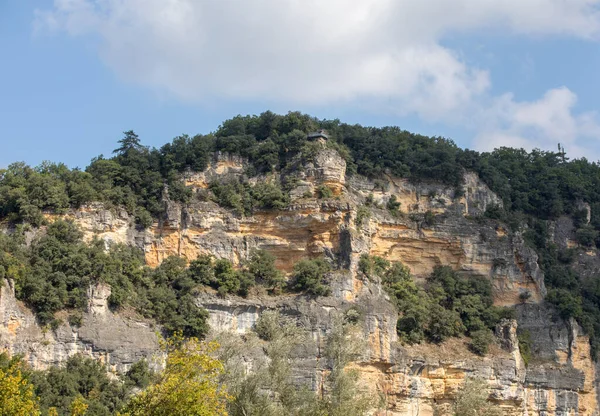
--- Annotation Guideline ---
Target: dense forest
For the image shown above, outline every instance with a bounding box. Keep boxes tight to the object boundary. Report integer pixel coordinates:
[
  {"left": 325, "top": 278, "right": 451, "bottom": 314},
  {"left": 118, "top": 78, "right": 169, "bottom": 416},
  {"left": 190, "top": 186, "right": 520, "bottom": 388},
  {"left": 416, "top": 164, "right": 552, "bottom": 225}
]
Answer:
[{"left": 3, "top": 111, "right": 600, "bottom": 413}]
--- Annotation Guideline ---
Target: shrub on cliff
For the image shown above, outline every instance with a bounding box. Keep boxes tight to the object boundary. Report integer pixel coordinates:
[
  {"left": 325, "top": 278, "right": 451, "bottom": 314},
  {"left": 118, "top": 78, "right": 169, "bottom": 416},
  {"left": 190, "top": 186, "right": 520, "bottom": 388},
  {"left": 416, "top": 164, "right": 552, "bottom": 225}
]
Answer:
[
  {"left": 546, "top": 288, "right": 583, "bottom": 320},
  {"left": 209, "top": 179, "right": 289, "bottom": 216},
  {"left": 358, "top": 254, "right": 390, "bottom": 281},
  {"left": 576, "top": 226, "right": 598, "bottom": 247},
  {"left": 289, "top": 258, "right": 331, "bottom": 296},
  {"left": 451, "top": 377, "right": 502, "bottom": 416},
  {"left": 469, "top": 329, "right": 495, "bottom": 355},
  {"left": 361, "top": 257, "right": 507, "bottom": 349},
  {"left": 246, "top": 250, "right": 284, "bottom": 293},
  {"left": 0, "top": 220, "right": 210, "bottom": 338},
  {"left": 386, "top": 195, "right": 401, "bottom": 214},
  {"left": 355, "top": 206, "right": 371, "bottom": 228},
  {"left": 316, "top": 185, "right": 334, "bottom": 199}
]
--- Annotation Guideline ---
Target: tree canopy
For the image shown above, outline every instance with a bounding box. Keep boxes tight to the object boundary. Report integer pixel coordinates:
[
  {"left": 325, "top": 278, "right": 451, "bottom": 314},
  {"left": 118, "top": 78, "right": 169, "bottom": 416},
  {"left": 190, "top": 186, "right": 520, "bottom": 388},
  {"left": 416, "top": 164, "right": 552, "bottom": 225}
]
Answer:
[{"left": 119, "top": 335, "right": 229, "bottom": 416}]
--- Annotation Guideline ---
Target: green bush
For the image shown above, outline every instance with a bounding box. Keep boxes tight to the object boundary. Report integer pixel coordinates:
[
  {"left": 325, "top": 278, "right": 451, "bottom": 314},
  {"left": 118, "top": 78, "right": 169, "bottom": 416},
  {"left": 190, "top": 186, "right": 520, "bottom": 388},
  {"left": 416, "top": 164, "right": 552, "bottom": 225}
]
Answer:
[
  {"left": 546, "top": 288, "right": 583, "bottom": 320},
  {"left": 451, "top": 377, "right": 501, "bottom": 416},
  {"left": 134, "top": 207, "right": 154, "bottom": 228},
  {"left": 519, "top": 290, "right": 532, "bottom": 303},
  {"left": 344, "top": 307, "right": 362, "bottom": 325},
  {"left": 289, "top": 258, "right": 331, "bottom": 296},
  {"left": 484, "top": 203, "right": 504, "bottom": 220},
  {"left": 68, "top": 313, "right": 83, "bottom": 328},
  {"left": 253, "top": 310, "right": 281, "bottom": 341},
  {"left": 209, "top": 180, "right": 248, "bottom": 216},
  {"left": 358, "top": 254, "right": 390, "bottom": 280},
  {"left": 576, "top": 226, "right": 598, "bottom": 247},
  {"left": 124, "top": 359, "right": 154, "bottom": 390},
  {"left": 469, "top": 329, "right": 495, "bottom": 355},
  {"left": 424, "top": 210, "right": 435, "bottom": 226},
  {"left": 213, "top": 259, "right": 255, "bottom": 297},
  {"left": 386, "top": 195, "right": 401, "bottom": 213},
  {"left": 362, "top": 257, "right": 505, "bottom": 350},
  {"left": 31, "top": 354, "right": 130, "bottom": 415},
  {"left": 210, "top": 179, "right": 289, "bottom": 216},
  {"left": 355, "top": 206, "right": 371, "bottom": 228},
  {"left": 247, "top": 250, "right": 284, "bottom": 292},
  {"left": 188, "top": 255, "right": 215, "bottom": 286},
  {"left": 427, "top": 304, "right": 465, "bottom": 343},
  {"left": 517, "top": 329, "right": 533, "bottom": 366},
  {"left": 316, "top": 185, "right": 334, "bottom": 199}
]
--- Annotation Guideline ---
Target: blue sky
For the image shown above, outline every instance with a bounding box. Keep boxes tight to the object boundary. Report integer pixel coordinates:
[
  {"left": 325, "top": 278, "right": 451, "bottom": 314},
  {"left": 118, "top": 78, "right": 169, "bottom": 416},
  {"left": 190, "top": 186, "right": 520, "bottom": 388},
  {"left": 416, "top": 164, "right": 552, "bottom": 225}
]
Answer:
[{"left": 2, "top": 1, "right": 600, "bottom": 169}]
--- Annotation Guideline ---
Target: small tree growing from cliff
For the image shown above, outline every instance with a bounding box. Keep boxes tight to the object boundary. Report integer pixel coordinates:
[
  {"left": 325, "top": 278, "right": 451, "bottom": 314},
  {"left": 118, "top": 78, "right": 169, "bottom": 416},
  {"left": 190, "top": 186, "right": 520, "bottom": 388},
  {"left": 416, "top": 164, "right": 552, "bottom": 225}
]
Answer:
[
  {"left": 451, "top": 377, "right": 501, "bottom": 416},
  {"left": 386, "top": 195, "right": 401, "bottom": 215},
  {"left": 247, "top": 250, "right": 285, "bottom": 293},
  {"left": 316, "top": 185, "right": 334, "bottom": 199},
  {"left": 289, "top": 258, "right": 331, "bottom": 296}
]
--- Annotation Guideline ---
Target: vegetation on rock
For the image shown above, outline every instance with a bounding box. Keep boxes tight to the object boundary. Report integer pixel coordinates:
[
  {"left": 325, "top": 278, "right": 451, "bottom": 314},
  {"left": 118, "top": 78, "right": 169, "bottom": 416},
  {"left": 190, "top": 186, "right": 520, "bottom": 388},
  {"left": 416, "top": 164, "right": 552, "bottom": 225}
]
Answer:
[
  {"left": 209, "top": 179, "right": 289, "bottom": 217},
  {"left": 3, "top": 114, "right": 600, "bottom": 342},
  {"left": 119, "top": 334, "right": 229, "bottom": 416},
  {"left": 30, "top": 354, "right": 141, "bottom": 416},
  {"left": 1, "top": 336, "right": 227, "bottom": 416},
  {"left": 360, "top": 256, "right": 511, "bottom": 354},
  {"left": 449, "top": 377, "right": 502, "bottom": 416},
  {"left": 217, "top": 310, "right": 373, "bottom": 416},
  {"left": 0, "top": 220, "right": 209, "bottom": 337},
  {"left": 0, "top": 353, "right": 40, "bottom": 416},
  {"left": 289, "top": 257, "right": 332, "bottom": 296}
]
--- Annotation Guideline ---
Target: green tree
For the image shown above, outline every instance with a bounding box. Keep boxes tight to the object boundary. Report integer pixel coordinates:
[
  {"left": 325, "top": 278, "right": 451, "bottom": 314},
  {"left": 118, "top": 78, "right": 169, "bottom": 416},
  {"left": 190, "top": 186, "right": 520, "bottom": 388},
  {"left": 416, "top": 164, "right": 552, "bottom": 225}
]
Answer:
[
  {"left": 386, "top": 195, "right": 401, "bottom": 213},
  {"left": 31, "top": 354, "right": 128, "bottom": 415},
  {"left": 113, "top": 131, "right": 143, "bottom": 155},
  {"left": 247, "top": 250, "right": 284, "bottom": 292},
  {"left": 289, "top": 258, "right": 331, "bottom": 296},
  {"left": 469, "top": 329, "right": 495, "bottom": 356},
  {"left": 120, "top": 335, "right": 229, "bottom": 416},
  {"left": 0, "top": 354, "right": 40, "bottom": 416}
]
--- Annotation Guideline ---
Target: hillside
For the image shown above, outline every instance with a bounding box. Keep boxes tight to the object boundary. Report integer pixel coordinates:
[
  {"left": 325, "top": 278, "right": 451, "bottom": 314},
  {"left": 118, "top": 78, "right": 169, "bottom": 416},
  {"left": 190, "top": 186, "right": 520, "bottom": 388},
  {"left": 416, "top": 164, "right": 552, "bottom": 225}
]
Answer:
[{"left": 2, "top": 111, "right": 600, "bottom": 415}]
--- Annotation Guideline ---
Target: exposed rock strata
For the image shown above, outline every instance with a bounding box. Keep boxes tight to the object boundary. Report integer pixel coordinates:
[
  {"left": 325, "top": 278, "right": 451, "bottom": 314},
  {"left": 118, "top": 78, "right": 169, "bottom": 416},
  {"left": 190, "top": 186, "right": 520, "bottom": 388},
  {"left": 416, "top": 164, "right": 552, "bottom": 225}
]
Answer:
[
  {"left": 1, "top": 149, "right": 598, "bottom": 415},
  {"left": 0, "top": 280, "right": 159, "bottom": 373}
]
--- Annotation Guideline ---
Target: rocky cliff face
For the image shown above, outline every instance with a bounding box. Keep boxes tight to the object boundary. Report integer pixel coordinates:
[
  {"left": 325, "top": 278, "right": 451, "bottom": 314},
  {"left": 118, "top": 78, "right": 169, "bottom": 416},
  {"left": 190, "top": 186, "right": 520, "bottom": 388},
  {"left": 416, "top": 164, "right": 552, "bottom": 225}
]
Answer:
[
  {"left": 0, "top": 279, "right": 158, "bottom": 373},
  {"left": 1, "top": 149, "right": 598, "bottom": 415}
]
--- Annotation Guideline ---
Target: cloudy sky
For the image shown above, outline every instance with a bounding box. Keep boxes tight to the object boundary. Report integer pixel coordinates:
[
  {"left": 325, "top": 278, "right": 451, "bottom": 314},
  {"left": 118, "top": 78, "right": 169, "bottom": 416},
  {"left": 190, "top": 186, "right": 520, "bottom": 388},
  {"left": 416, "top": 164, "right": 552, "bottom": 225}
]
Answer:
[{"left": 2, "top": 0, "right": 600, "bottom": 168}]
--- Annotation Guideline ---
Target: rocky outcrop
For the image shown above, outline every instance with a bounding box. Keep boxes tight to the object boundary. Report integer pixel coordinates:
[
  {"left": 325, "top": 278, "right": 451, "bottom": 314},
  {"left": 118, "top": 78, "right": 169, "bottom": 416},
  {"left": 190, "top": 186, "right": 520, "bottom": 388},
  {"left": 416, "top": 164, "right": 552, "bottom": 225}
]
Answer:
[
  {"left": 0, "top": 280, "right": 159, "bottom": 373},
  {"left": 194, "top": 285, "right": 595, "bottom": 415},
  {"left": 1, "top": 148, "right": 598, "bottom": 415}
]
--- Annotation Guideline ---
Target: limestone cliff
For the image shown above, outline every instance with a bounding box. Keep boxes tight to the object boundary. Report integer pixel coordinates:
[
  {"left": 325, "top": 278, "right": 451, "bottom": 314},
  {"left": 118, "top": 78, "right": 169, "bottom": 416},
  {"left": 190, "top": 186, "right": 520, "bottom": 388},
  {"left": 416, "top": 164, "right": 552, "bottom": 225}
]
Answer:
[
  {"left": 1, "top": 149, "right": 598, "bottom": 415},
  {"left": 0, "top": 279, "right": 158, "bottom": 373}
]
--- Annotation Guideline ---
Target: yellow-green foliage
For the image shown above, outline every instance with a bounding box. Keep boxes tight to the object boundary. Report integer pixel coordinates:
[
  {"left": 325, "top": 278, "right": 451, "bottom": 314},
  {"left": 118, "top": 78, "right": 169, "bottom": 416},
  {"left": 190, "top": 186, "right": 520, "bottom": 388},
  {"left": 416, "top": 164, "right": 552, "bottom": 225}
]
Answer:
[
  {"left": 120, "top": 334, "right": 229, "bottom": 416},
  {"left": 69, "top": 396, "right": 88, "bottom": 416},
  {"left": 0, "top": 354, "right": 40, "bottom": 416}
]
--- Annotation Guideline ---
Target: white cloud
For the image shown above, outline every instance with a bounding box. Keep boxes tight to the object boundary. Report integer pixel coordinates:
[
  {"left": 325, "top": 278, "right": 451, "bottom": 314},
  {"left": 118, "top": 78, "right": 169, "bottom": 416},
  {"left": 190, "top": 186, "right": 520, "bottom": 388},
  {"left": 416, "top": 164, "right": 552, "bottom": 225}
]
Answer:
[
  {"left": 35, "top": 0, "right": 600, "bottom": 158},
  {"left": 474, "top": 87, "right": 600, "bottom": 159}
]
